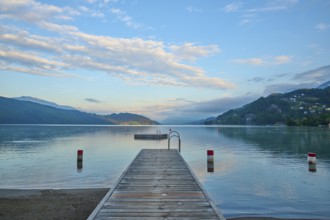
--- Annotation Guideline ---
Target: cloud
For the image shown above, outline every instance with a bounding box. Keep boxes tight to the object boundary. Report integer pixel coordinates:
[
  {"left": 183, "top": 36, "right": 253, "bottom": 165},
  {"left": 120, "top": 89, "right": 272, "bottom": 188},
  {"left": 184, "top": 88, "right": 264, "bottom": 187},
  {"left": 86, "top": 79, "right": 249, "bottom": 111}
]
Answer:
[
  {"left": 181, "top": 76, "right": 235, "bottom": 89},
  {"left": 315, "top": 23, "right": 330, "bottom": 32},
  {"left": 38, "top": 21, "right": 79, "bottom": 33},
  {"left": 0, "top": 62, "right": 74, "bottom": 77},
  {"left": 78, "top": 6, "right": 105, "bottom": 18},
  {"left": 232, "top": 55, "right": 291, "bottom": 66},
  {"left": 248, "top": 77, "right": 266, "bottom": 82},
  {"left": 167, "top": 98, "right": 194, "bottom": 103},
  {"left": 0, "top": 49, "right": 66, "bottom": 68},
  {"left": 110, "top": 7, "right": 142, "bottom": 29},
  {"left": 0, "top": 47, "right": 78, "bottom": 78},
  {"left": 263, "top": 83, "right": 315, "bottom": 95},
  {"left": 186, "top": 6, "right": 202, "bottom": 13},
  {"left": 170, "top": 43, "right": 220, "bottom": 62},
  {"left": 85, "top": 98, "right": 101, "bottom": 103},
  {"left": 0, "top": 0, "right": 78, "bottom": 22},
  {"left": 160, "top": 95, "right": 257, "bottom": 124},
  {"left": 62, "top": 30, "right": 233, "bottom": 89},
  {"left": 245, "top": 0, "right": 298, "bottom": 13},
  {"left": 0, "top": 28, "right": 61, "bottom": 53},
  {"left": 233, "top": 58, "right": 264, "bottom": 65},
  {"left": 184, "top": 95, "right": 257, "bottom": 114},
  {"left": 238, "top": 13, "right": 260, "bottom": 26},
  {"left": 239, "top": 18, "right": 255, "bottom": 26},
  {"left": 274, "top": 55, "right": 291, "bottom": 64},
  {"left": 224, "top": 1, "right": 298, "bottom": 25},
  {"left": 293, "top": 65, "right": 330, "bottom": 84},
  {"left": 0, "top": 1, "right": 234, "bottom": 90},
  {"left": 264, "top": 65, "right": 330, "bottom": 95},
  {"left": 223, "top": 2, "right": 242, "bottom": 13}
]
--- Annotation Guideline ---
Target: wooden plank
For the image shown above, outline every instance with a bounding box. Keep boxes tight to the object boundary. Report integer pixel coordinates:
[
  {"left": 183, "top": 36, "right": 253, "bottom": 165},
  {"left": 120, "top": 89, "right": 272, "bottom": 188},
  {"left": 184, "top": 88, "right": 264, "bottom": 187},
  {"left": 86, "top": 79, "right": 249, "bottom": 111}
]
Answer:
[{"left": 87, "top": 149, "right": 225, "bottom": 220}]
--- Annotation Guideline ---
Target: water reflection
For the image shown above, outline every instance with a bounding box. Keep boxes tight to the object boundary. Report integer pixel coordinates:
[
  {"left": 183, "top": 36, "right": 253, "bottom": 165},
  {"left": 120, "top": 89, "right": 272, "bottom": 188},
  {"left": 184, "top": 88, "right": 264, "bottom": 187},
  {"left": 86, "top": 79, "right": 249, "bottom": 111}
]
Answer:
[
  {"left": 207, "top": 161, "right": 214, "bottom": 172},
  {"left": 309, "top": 163, "right": 317, "bottom": 172},
  {"left": 77, "top": 149, "right": 83, "bottom": 172},
  {"left": 1, "top": 125, "right": 329, "bottom": 219},
  {"left": 77, "top": 160, "right": 83, "bottom": 172},
  {"left": 217, "top": 126, "right": 330, "bottom": 160},
  {"left": 207, "top": 150, "right": 214, "bottom": 173}
]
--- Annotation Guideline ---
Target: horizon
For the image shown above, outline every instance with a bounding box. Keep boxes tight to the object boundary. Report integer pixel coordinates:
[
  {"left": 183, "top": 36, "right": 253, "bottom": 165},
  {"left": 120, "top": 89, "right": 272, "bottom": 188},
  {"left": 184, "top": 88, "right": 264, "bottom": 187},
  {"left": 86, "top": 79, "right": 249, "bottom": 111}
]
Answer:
[
  {"left": 1, "top": 0, "right": 330, "bottom": 124},
  {"left": 3, "top": 78, "right": 329, "bottom": 124}
]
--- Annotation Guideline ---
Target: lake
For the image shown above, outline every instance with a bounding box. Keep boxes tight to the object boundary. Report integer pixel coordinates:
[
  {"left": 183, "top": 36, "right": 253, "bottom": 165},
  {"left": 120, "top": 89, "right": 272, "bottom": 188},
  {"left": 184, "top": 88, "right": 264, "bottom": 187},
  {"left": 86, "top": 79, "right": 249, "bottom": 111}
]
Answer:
[{"left": 0, "top": 125, "right": 329, "bottom": 219}]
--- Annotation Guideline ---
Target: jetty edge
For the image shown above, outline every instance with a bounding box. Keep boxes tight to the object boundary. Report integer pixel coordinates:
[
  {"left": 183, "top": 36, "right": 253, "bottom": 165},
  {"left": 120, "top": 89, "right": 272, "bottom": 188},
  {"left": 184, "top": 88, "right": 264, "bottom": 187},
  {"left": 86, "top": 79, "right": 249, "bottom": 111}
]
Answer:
[{"left": 88, "top": 149, "right": 225, "bottom": 219}]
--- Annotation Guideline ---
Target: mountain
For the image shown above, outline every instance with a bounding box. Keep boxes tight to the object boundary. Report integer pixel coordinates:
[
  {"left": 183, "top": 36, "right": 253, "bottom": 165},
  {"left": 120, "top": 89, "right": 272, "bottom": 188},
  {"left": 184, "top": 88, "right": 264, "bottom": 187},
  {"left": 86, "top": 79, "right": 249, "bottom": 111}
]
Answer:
[
  {"left": 102, "top": 113, "right": 159, "bottom": 125},
  {"left": 15, "top": 96, "right": 77, "bottom": 111},
  {"left": 214, "top": 87, "right": 330, "bottom": 126},
  {"left": 317, "top": 80, "right": 330, "bottom": 89},
  {"left": 0, "top": 97, "right": 158, "bottom": 125},
  {"left": 188, "top": 117, "right": 216, "bottom": 125},
  {"left": 0, "top": 97, "right": 108, "bottom": 124}
]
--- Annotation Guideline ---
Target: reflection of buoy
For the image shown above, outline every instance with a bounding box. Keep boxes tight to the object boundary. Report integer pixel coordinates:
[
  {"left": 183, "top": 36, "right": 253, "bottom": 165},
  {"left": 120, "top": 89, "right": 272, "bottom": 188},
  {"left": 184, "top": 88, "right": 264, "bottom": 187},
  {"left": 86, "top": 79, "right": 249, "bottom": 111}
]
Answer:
[
  {"left": 207, "top": 150, "right": 214, "bottom": 173},
  {"left": 77, "top": 150, "right": 83, "bottom": 162},
  {"left": 309, "top": 163, "right": 317, "bottom": 172},
  {"left": 77, "top": 160, "right": 83, "bottom": 171},
  {"left": 308, "top": 152, "right": 316, "bottom": 164},
  {"left": 207, "top": 161, "right": 214, "bottom": 173}
]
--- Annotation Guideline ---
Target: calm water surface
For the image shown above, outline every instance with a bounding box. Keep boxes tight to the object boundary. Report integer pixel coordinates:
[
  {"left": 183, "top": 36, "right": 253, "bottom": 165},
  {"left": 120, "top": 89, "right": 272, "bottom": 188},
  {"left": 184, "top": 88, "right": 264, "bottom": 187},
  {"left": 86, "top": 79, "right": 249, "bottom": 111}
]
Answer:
[{"left": 0, "top": 125, "right": 329, "bottom": 219}]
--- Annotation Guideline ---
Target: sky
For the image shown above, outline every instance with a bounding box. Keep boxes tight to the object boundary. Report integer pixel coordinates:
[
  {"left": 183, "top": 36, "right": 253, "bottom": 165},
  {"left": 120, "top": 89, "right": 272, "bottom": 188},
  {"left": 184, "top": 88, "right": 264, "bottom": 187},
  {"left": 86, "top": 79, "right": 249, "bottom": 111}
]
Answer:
[{"left": 0, "top": 0, "right": 329, "bottom": 123}]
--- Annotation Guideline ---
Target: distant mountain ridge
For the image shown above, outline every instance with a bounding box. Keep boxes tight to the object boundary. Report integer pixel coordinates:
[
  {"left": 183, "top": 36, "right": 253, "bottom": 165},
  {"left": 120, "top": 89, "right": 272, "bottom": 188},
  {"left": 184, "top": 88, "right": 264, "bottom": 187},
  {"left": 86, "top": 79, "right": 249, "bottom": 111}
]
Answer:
[
  {"left": 317, "top": 80, "right": 330, "bottom": 89},
  {"left": 189, "top": 117, "right": 216, "bottom": 125},
  {"left": 0, "top": 97, "right": 158, "bottom": 125},
  {"left": 103, "top": 113, "right": 159, "bottom": 125},
  {"left": 14, "top": 96, "right": 77, "bottom": 111}
]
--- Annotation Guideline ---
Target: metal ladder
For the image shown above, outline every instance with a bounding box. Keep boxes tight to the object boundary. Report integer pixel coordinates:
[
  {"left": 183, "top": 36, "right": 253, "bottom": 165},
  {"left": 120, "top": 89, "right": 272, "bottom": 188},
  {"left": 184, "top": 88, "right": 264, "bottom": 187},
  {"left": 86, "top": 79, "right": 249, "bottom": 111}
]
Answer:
[{"left": 168, "top": 130, "right": 181, "bottom": 153}]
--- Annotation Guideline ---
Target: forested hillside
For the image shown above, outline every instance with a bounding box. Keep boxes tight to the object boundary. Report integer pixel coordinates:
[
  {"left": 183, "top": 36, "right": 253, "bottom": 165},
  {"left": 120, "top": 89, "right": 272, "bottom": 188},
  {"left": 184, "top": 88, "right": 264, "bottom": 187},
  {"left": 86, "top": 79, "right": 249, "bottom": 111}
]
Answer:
[
  {"left": 215, "top": 87, "right": 330, "bottom": 126},
  {"left": 0, "top": 97, "right": 158, "bottom": 125}
]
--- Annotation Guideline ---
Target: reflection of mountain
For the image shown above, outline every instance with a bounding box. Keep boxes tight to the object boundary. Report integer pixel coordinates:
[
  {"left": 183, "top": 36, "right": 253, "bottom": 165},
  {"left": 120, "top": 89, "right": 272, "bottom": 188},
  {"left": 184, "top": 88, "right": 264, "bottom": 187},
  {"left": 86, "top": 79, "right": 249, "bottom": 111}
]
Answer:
[
  {"left": 0, "top": 125, "right": 155, "bottom": 143},
  {"left": 217, "top": 127, "right": 330, "bottom": 158},
  {"left": 0, "top": 97, "right": 158, "bottom": 125}
]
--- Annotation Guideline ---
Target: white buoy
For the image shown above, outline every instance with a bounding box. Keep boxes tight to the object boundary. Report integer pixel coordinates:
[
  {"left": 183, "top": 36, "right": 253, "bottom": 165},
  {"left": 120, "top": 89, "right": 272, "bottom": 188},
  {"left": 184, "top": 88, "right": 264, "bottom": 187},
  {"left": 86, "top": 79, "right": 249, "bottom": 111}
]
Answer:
[{"left": 308, "top": 152, "right": 316, "bottom": 164}]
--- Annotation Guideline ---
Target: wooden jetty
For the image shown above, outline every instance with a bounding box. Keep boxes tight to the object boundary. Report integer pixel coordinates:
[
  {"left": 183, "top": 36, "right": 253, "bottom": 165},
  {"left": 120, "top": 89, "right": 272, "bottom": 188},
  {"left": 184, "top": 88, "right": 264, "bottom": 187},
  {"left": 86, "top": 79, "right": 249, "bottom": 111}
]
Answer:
[
  {"left": 88, "top": 149, "right": 225, "bottom": 220},
  {"left": 134, "top": 134, "right": 168, "bottom": 140}
]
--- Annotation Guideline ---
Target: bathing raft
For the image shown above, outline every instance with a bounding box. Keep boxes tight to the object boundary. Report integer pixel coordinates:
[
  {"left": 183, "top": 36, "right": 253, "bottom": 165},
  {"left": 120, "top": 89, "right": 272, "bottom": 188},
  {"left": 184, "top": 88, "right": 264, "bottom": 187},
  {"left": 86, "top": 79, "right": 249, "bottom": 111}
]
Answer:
[
  {"left": 88, "top": 149, "right": 225, "bottom": 219},
  {"left": 134, "top": 134, "right": 168, "bottom": 140}
]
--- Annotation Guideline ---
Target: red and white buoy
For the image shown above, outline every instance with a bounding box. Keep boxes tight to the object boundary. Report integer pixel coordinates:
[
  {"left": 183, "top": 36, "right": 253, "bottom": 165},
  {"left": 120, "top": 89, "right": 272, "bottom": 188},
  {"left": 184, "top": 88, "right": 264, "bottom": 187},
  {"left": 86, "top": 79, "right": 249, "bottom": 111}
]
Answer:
[
  {"left": 77, "top": 150, "right": 83, "bottom": 162},
  {"left": 207, "top": 150, "right": 214, "bottom": 162},
  {"left": 308, "top": 152, "right": 316, "bottom": 164},
  {"left": 207, "top": 150, "right": 214, "bottom": 172}
]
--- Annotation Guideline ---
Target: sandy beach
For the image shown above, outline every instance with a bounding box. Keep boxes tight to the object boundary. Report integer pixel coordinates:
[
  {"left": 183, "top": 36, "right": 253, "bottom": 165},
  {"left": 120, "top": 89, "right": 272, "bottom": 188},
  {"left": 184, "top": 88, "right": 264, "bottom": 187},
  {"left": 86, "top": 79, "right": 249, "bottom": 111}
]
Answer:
[
  {"left": 0, "top": 188, "right": 108, "bottom": 220},
  {"left": 0, "top": 188, "right": 313, "bottom": 220}
]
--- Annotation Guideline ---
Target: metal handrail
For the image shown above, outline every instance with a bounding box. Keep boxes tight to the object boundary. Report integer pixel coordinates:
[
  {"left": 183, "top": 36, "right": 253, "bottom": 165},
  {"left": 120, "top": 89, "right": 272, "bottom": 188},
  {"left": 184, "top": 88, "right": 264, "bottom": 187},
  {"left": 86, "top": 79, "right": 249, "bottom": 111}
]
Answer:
[{"left": 168, "top": 130, "right": 181, "bottom": 153}]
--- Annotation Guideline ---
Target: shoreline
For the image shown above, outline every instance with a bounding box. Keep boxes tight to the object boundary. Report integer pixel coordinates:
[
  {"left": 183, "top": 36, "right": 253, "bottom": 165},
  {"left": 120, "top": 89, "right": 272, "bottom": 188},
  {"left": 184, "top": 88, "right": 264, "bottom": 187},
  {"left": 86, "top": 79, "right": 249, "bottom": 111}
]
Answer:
[{"left": 0, "top": 188, "right": 318, "bottom": 220}]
